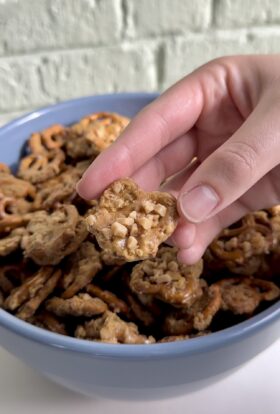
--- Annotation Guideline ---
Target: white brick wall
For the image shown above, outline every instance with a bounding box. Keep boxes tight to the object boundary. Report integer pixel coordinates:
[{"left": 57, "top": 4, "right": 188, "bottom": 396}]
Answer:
[{"left": 0, "top": 0, "right": 280, "bottom": 125}]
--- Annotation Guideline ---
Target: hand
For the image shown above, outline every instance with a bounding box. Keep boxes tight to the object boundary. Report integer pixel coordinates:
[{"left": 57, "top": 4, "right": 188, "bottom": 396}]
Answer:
[{"left": 77, "top": 55, "right": 280, "bottom": 264}]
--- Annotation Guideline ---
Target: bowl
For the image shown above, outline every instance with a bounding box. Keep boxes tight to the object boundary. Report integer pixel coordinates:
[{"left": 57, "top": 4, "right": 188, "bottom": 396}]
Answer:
[{"left": 0, "top": 93, "right": 279, "bottom": 400}]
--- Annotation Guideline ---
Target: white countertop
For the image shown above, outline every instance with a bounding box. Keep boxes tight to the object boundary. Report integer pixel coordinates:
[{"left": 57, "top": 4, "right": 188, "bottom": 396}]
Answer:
[{"left": 0, "top": 340, "right": 279, "bottom": 414}]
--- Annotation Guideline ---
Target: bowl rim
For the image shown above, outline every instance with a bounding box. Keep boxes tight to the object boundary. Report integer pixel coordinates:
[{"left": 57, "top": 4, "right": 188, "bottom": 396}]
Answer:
[
  {"left": 0, "top": 93, "right": 279, "bottom": 360},
  {"left": 0, "top": 303, "right": 279, "bottom": 360},
  {"left": 0, "top": 92, "right": 159, "bottom": 133}
]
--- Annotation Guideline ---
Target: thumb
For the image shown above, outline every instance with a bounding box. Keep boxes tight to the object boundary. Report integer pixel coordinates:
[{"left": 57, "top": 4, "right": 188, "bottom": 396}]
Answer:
[{"left": 178, "top": 94, "right": 280, "bottom": 223}]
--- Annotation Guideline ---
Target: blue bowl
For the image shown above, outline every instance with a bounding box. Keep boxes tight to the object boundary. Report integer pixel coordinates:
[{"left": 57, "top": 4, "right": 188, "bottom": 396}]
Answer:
[{"left": 0, "top": 93, "right": 279, "bottom": 400}]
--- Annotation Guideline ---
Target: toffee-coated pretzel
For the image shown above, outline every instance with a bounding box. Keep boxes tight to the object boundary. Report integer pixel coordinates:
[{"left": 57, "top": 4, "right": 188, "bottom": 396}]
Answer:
[
  {"left": 46, "top": 294, "right": 108, "bottom": 317},
  {"left": 29, "top": 311, "right": 67, "bottom": 336},
  {"left": 34, "top": 161, "right": 89, "bottom": 209},
  {"left": 130, "top": 247, "right": 203, "bottom": 307},
  {"left": 0, "top": 163, "right": 11, "bottom": 174},
  {"left": 86, "top": 284, "right": 129, "bottom": 314},
  {"left": 86, "top": 178, "right": 178, "bottom": 261},
  {"left": 21, "top": 205, "right": 88, "bottom": 265},
  {"left": 61, "top": 242, "right": 102, "bottom": 299},
  {"left": 75, "top": 311, "right": 155, "bottom": 344},
  {"left": 215, "top": 277, "right": 280, "bottom": 315},
  {"left": 206, "top": 211, "right": 277, "bottom": 275},
  {"left": 70, "top": 112, "right": 129, "bottom": 154},
  {"left": 0, "top": 172, "right": 36, "bottom": 205},
  {"left": 18, "top": 150, "right": 65, "bottom": 184},
  {"left": 28, "top": 125, "right": 65, "bottom": 154},
  {"left": 0, "top": 228, "right": 26, "bottom": 256},
  {"left": 0, "top": 193, "right": 31, "bottom": 232},
  {"left": 5, "top": 267, "right": 61, "bottom": 320}
]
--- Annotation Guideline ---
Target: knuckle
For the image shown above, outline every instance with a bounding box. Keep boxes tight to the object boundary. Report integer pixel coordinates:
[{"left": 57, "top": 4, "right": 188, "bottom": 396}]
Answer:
[
  {"left": 208, "top": 56, "right": 231, "bottom": 68},
  {"left": 205, "top": 56, "right": 234, "bottom": 75},
  {"left": 153, "top": 153, "right": 166, "bottom": 183},
  {"left": 118, "top": 141, "right": 135, "bottom": 175},
  {"left": 217, "top": 141, "right": 258, "bottom": 183},
  {"left": 150, "top": 109, "right": 171, "bottom": 149}
]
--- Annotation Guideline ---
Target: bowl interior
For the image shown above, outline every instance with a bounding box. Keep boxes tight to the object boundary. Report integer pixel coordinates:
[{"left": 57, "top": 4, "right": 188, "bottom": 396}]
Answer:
[{"left": 0, "top": 92, "right": 279, "bottom": 359}]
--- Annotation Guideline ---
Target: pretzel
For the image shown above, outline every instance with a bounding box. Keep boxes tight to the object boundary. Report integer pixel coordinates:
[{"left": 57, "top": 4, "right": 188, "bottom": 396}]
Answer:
[
  {"left": 86, "top": 284, "right": 129, "bottom": 314},
  {"left": 0, "top": 172, "right": 36, "bottom": 204},
  {"left": 163, "top": 310, "right": 193, "bottom": 336},
  {"left": 29, "top": 311, "right": 67, "bottom": 335},
  {"left": 0, "top": 266, "right": 18, "bottom": 295},
  {"left": 252, "top": 278, "right": 280, "bottom": 301},
  {"left": 189, "top": 284, "right": 222, "bottom": 331},
  {"left": 100, "top": 249, "right": 126, "bottom": 266},
  {"left": 100, "top": 263, "right": 126, "bottom": 285},
  {"left": 215, "top": 277, "right": 280, "bottom": 315},
  {"left": 86, "top": 178, "right": 178, "bottom": 261},
  {"left": 206, "top": 211, "right": 276, "bottom": 275},
  {"left": 269, "top": 206, "right": 280, "bottom": 251},
  {"left": 0, "top": 163, "right": 11, "bottom": 174},
  {"left": 130, "top": 247, "right": 203, "bottom": 307},
  {"left": 64, "top": 129, "right": 97, "bottom": 160},
  {"left": 0, "top": 194, "right": 28, "bottom": 232},
  {"left": 0, "top": 227, "right": 26, "bottom": 256},
  {"left": 123, "top": 291, "right": 155, "bottom": 326},
  {"left": 136, "top": 292, "right": 163, "bottom": 316},
  {"left": 66, "top": 112, "right": 129, "bottom": 159},
  {"left": 162, "top": 283, "right": 221, "bottom": 335},
  {"left": 21, "top": 205, "right": 88, "bottom": 265},
  {"left": 159, "top": 335, "right": 190, "bottom": 343},
  {"left": 75, "top": 311, "right": 155, "bottom": 344},
  {"left": 5, "top": 267, "right": 61, "bottom": 319},
  {"left": 46, "top": 294, "right": 108, "bottom": 317},
  {"left": 61, "top": 242, "right": 102, "bottom": 299},
  {"left": 0, "top": 263, "right": 29, "bottom": 297},
  {"left": 28, "top": 125, "right": 65, "bottom": 154},
  {"left": 34, "top": 161, "right": 90, "bottom": 209},
  {"left": 159, "top": 332, "right": 210, "bottom": 343},
  {"left": 120, "top": 271, "right": 162, "bottom": 325},
  {"left": 0, "top": 174, "right": 36, "bottom": 230},
  {"left": 0, "top": 193, "right": 32, "bottom": 232},
  {"left": 18, "top": 149, "right": 65, "bottom": 184}
]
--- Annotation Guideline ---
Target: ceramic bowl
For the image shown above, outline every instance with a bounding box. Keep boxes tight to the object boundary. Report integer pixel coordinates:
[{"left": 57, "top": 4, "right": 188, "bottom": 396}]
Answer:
[{"left": 0, "top": 93, "right": 279, "bottom": 400}]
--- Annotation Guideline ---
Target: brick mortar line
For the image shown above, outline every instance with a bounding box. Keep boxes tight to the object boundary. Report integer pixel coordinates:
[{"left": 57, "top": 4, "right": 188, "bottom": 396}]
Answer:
[
  {"left": 120, "top": 0, "right": 129, "bottom": 39},
  {"left": 0, "top": 38, "right": 161, "bottom": 61},
  {"left": 209, "top": 0, "right": 216, "bottom": 28},
  {"left": 211, "top": 0, "right": 219, "bottom": 27},
  {"left": 1, "top": 25, "right": 280, "bottom": 62}
]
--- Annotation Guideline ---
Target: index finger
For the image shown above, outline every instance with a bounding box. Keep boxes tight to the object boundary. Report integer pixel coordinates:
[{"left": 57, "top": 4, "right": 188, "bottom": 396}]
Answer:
[{"left": 77, "top": 71, "right": 204, "bottom": 200}]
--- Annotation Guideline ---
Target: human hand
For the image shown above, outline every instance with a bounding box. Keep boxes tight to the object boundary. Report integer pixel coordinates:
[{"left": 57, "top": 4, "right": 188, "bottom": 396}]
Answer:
[{"left": 77, "top": 55, "right": 280, "bottom": 264}]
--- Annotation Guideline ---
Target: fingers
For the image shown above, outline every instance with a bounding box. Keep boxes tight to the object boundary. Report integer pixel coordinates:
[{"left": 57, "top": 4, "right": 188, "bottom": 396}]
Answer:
[
  {"left": 77, "top": 70, "right": 205, "bottom": 199},
  {"left": 173, "top": 170, "right": 280, "bottom": 264},
  {"left": 131, "top": 131, "right": 196, "bottom": 191},
  {"left": 161, "top": 158, "right": 199, "bottom": 196},
  {"left": 167, "top": 220, "right": 197, "bottom": 250},
  {"left": 175, "top": 200, "right": 248, "bottom": 264},
  {"left": 178, "top": 93, "right": 280, "bottom": 224}
]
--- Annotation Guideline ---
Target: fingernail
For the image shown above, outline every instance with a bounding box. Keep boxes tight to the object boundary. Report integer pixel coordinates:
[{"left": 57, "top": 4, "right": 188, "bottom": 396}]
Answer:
[
  {"left": 76, "top": 179, "right": 83, "bottom": 192},
  {"left": 179, "top": 185, "right": 219, "bottom": 223}
]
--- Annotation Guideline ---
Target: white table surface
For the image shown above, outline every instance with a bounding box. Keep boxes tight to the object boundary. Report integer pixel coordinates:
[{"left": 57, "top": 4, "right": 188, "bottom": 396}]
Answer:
[{"left": 0, "top": 339, "right": 279, "bottom": 414}]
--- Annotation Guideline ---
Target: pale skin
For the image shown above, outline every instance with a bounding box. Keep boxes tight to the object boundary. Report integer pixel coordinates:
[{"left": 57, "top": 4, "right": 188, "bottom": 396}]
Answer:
[{"left": 77, "top": 55, "right": 280, "bottom": 264}]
